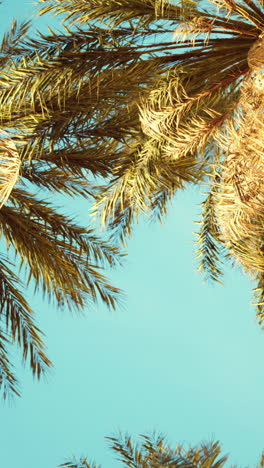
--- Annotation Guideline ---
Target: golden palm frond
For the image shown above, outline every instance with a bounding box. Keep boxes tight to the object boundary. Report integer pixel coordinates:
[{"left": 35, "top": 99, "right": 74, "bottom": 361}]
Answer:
[
  {"left": 0, "top": 183, "right": 122, "bottom": 398},
  {"left": 38, "top": 0, "right": 191, "bottom": 28},
  {"left": 3, "top": 189, "right": 122, "bottom": 310},
  {"left": 0, "top": 131, "right": 20, "bottom": 209},
  {"left": 213, "top": 70, "right": 264, "bottom": 270},
  {"left": 93, "top": 135, "right": 204, "bottom": 243}
]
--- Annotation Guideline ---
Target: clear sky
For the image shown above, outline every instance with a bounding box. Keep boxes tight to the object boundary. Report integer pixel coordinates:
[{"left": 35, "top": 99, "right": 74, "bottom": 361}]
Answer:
[{"left": 1, "top": 2, "right": 264, "bottom": 467}]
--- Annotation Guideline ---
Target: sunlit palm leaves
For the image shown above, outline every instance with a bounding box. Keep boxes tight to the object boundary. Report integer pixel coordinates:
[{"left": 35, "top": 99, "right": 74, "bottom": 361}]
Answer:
[
  {"left": 0, "top": 131, "right": 20, "bottom": 208},
  {"left": 34, "top": 0, "right": 264, "bottom": 322}
]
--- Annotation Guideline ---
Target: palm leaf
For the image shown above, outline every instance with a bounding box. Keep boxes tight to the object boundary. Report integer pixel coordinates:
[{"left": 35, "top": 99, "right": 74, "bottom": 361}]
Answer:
[
  {"left": 1, "top": 189, "right": 122, "bottom": 311},
  {"left": 0, "top": 253, "right": 52, "bottom": 398},
  {"left": 0, "top": 328, "right": 19, "bottom": 399},
  {"left": 195, "top": 190, "right": 225, "bottom": 284}
]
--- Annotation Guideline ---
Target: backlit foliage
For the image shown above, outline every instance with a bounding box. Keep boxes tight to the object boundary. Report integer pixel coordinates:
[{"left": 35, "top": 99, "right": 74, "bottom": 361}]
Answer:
[{"left": 1, "top": 0, "right": 264, "bottom": 396}]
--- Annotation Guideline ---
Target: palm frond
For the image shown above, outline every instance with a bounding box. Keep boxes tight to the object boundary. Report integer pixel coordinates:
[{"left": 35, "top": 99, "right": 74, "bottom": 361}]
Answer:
[
  {"left": 0, "top": 19, "right": 31, "bottom": 67},
  {"left": 0, "top": 253, "right": 52, "bottom": 398},
  {"left": 38, "top": 0, "right": 190, "bottom": 29},
  {"left": 92, "top": 137, "right": 204, "bottom": 243},
  {"left": 195, "top": 190, "right": 224, "bottom": 284},
  {"left": 252, "top": 272, "right": 264, "bottom": 326},
  {"left": 0, "top": 329, "right": 20, "bottom": 399},
  {"left": 21, "top": 163, "right": 94, "bottom": 197},
  {"left": 0, "top": 189, "right": 122, "bottom": 311}
]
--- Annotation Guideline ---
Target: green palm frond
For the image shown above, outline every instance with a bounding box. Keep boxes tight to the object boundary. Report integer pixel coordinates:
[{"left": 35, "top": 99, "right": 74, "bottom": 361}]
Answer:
[{"left": 0, "top": 183, "right": 122, "bottom": 395}]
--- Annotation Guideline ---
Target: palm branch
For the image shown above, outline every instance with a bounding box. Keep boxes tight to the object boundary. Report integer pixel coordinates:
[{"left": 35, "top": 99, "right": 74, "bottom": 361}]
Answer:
[
  {"left": 0, "top": 253, "right": 52, "bottom": 398},
  {"left": 0, "top": 182, "right": 123, "bottom": 399}
]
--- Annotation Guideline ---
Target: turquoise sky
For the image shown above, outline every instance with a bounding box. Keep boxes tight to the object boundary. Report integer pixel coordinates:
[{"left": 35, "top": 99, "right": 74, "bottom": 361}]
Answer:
[{"left": 1, "top": 2, "right": 264, "bottom": 467}]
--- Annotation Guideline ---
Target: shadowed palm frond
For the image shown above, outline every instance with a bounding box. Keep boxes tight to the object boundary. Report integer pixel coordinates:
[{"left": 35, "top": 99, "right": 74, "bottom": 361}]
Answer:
[
  {"left": 0, "top": 183, "right": 122, "bottom": 396},
  {"left": 1, "top": 188, "right": 122, "bottom": 311},
  {"left": 0, "top": 253, "right": 52, "bottom": 399},
  {"left": 0, "top": 328, "right": 20, "bottom": 399}
]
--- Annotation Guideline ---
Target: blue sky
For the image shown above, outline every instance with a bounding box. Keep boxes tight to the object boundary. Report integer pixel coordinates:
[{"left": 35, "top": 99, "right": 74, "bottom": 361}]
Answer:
[{"left": 1, "top": 2, "right": 264, "bottom": 467}]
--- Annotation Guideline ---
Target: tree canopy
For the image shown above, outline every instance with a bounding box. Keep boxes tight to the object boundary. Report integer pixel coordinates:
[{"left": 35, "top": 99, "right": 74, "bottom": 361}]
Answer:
[{"left": 14, "top": 0, "right": 264, "bottom": 319}]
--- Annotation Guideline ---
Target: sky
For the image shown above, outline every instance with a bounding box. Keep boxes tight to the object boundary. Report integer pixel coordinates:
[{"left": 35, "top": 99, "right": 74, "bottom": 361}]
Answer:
[{"left": 1, "top": 1, "right": 264, "bottom": 467}]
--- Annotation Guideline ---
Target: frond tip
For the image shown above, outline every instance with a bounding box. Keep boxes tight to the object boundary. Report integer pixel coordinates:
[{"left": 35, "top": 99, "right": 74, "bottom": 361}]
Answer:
[
  {"left": 195, "top": 191, "right": 224, "bottom": 284},
  {"left": 0, "top": 131, "right": 20, "bottom": 209}
]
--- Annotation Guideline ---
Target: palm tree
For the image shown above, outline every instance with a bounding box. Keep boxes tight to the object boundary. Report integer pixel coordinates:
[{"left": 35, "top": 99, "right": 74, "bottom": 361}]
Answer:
[
  {"left": 28, "top": 0, "right": 264, "bottom": 323},
  {"left": 0, "top": 0, "right": 264, "bottom": 396},
  {"left": 59, "top": 433, "right": 263, "bottom": 468}
]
